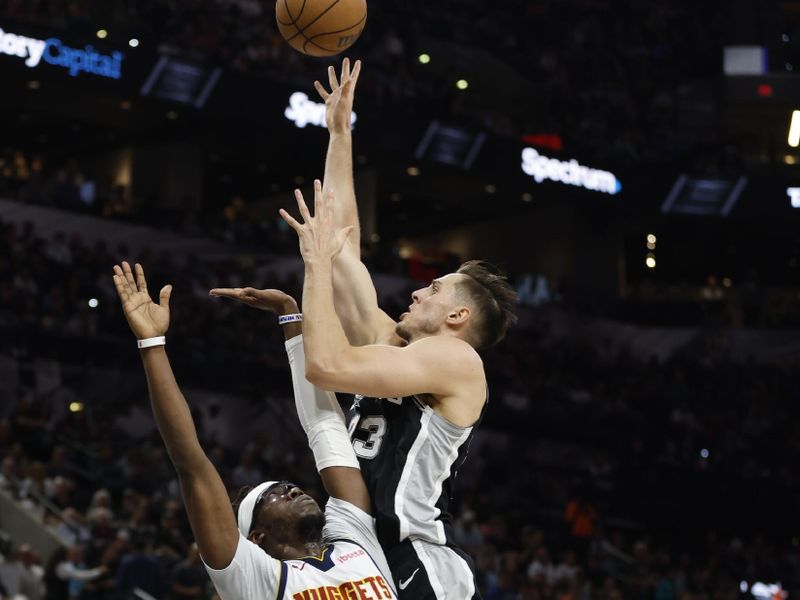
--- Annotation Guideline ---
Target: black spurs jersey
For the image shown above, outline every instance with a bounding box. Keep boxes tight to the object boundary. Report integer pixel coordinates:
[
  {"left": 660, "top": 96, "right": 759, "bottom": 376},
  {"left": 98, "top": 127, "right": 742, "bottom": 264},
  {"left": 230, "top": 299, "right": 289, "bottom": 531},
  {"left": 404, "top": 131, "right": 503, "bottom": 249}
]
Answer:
[{"left": 347, "top": 393, "right": 486, "bottom": 551}]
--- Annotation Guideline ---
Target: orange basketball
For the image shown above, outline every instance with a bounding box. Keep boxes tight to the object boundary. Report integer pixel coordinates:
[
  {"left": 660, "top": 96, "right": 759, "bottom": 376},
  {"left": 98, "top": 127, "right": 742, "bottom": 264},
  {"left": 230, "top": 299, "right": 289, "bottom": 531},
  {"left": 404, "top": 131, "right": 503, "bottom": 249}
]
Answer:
[{"left": 276, "top": 0, "right": 367, "bottom": 57}]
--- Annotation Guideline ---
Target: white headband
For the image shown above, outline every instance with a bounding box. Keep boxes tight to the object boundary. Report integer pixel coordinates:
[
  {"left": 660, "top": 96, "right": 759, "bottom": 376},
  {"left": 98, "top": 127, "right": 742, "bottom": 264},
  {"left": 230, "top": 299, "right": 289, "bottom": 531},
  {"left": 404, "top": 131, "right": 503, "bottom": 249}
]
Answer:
[{"left": 237, "top": 481, "right": 278, "bottom": 537}]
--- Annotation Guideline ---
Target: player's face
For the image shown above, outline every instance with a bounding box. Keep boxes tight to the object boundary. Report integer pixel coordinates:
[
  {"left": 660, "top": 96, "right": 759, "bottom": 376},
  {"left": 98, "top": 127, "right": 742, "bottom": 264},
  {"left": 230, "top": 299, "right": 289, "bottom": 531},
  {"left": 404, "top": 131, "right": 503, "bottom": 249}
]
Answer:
[
  {"left": 397, "top": 273, "right": 466, "bottom": 341},
  {"left": 256, "top": 482, "right": 323, "bottom": 525},
  {"left": 252, "top": 482, "right": 325, "bottom": 553}
]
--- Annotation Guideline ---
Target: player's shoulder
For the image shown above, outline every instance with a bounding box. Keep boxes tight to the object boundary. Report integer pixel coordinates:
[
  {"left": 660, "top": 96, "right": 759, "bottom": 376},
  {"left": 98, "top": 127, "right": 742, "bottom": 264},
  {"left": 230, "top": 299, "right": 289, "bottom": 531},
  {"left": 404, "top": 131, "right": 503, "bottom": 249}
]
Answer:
[{"left": 410, "top": 336, "right": 485, "bottom": 373}]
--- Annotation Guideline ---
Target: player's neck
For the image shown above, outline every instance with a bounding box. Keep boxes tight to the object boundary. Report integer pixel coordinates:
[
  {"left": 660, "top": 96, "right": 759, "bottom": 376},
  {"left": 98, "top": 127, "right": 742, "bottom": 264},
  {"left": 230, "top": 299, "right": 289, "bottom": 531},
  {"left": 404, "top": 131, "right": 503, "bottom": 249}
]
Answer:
[
  {"left": 407, "top": 328, "right": 462, "bottom": 345},
  {"left": 267, "top": 540, "right": 326, "bottom": 561}
]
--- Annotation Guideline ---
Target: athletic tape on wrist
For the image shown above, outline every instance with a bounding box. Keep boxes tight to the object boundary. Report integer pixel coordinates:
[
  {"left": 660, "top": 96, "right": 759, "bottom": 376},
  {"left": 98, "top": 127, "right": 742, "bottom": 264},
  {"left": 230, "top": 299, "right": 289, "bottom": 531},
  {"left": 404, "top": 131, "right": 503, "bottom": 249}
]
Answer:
[
  {"left": 279, "top": 313, "right": 303, "bottom": 325},
  {"left": 137, "top": 336, "right": 166, "bottom": 349}
]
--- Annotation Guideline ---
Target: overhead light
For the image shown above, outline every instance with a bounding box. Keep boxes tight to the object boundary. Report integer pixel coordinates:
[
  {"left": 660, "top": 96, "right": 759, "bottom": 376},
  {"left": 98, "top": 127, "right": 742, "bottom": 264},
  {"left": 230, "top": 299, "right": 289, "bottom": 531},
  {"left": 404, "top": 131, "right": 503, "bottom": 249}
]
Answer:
[
  {"left": 785, "top": 155, "right": 798, "bottom": 165},
  {"left": 418, "top": 53, "right": 431, "bottom": 64},
  {"left": 789, "top": 111, "right": 800, "bottom": 148},
  {"left": 26, "top": 80, "right": 40, "bottom": 90},
  {"left": 406, "top": 166, "right": 420, "bottom": 176},
  {"left": 722, "top": 277, "right": 733, "bottom": 288},
  {"left": 522, "top": 192, "right": 533, "bottom": 202},
  {"left": 88, "top": 298, "right": 99, "bottom": 308},
  {"left": 647, "top": 242, "right": 656, "bottom": 250},
  {"left": 128, "top": 38, "right": 139, "bottom": 48},
  {"left": 484, "top": 184, "right": 497, "bottom": 194},
  {"left": 166, "top": 110, "right": 179, "bottom": 120},
  {"left": 645, "top": 256, "right": 656, "bottom": 269},
  {"left": 456, "top": 79, "right": 469, "bottom": 90},
  {"left": 69, "top": 402, "right": 84, "bottom": 413},
  {"left": 647, "top": 234, "right": 657, "bottom": 244},
  {"left": 96, "top": 29, "right": 108, "bottom": 39}
]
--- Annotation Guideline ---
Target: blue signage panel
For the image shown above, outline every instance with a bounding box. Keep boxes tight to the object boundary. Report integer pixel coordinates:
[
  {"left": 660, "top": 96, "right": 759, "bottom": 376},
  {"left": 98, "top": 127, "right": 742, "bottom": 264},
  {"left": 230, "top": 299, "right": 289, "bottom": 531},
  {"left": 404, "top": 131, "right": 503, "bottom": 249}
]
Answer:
[{"left": 0, "top": 26, "right": 124, "bottom": 79}]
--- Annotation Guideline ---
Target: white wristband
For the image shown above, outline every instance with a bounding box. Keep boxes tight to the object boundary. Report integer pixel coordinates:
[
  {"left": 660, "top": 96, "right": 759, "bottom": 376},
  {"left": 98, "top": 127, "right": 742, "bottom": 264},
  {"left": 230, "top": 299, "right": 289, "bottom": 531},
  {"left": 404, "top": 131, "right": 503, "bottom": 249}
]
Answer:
[
  {"left": 279, "top": 314, "right": 303, "bottom": 325},
  {"left": 137, "top": 336, "right": 166, "bottom": 349}
]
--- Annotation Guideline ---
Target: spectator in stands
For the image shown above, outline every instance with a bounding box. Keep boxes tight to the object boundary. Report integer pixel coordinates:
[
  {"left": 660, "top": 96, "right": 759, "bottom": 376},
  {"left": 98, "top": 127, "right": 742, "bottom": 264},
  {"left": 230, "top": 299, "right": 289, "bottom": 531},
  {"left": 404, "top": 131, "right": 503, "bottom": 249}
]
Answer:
[
  {"left": 115, "top": 535, "right": 161, "bottom": 599},
  {"left": 0, "top": 543, "right": 44, "bottom": 600},
  {"left": 564, "top": 491, "right": 598, "bottom": 547},
  {"left": 230, "top": 447, "right": 262, "bottom": 488},
  {"left": 47, "top": 545, "right": 106, "bottom": 600},
  {"left": 168, "top": 543, "right": 207, "bottom": 600}
]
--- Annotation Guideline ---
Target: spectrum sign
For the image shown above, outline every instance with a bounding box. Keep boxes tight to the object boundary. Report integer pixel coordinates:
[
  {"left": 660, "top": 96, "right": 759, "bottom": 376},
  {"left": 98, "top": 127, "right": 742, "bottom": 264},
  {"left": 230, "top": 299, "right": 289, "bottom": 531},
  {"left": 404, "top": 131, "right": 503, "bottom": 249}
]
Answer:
[
  {"left": 284, "top": 91, "right": 357, "bottom": 129},
  {"left": 521, "top": 147, "right": 622, "bottom": 195},
  {"left": 0, "top": 26, "right": 124, "bottom": 79}
]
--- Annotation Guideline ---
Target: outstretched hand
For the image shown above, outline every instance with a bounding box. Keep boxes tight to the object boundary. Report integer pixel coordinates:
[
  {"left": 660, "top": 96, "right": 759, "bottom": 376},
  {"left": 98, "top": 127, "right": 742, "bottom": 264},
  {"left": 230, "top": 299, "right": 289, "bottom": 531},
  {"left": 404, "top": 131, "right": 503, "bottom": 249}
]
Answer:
[
  {"left": 208, "top": 287, "right": 299, "bottom": 315},
  {"left": 113, "top": 261, "right": 172, "bottom": 340},
  {"left": 315, "top": 57, "right": 361, "bottom": 134},
  {"left": 279, "top": 180, "right": 354, "bottom": 265}
]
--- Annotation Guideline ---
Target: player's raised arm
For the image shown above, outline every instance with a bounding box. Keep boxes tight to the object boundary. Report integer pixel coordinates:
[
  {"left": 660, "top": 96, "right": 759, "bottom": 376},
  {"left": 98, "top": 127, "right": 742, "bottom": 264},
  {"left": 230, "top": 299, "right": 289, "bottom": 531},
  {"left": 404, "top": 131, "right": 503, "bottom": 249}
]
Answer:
[
  {"left": 280, "top": 183, "right": 486, "bottom": 426},
  {"left": 317, "top": 58, "right": 361, "bottom": 257},
  {"left": 315, "top": 60, "right": 399, "bottom": 347},
  {"left": 208, "top": 286, "right": 372, "bottom": 514},
  {"left": 113, "top": 262, "right": 239, "bottom": 570}
]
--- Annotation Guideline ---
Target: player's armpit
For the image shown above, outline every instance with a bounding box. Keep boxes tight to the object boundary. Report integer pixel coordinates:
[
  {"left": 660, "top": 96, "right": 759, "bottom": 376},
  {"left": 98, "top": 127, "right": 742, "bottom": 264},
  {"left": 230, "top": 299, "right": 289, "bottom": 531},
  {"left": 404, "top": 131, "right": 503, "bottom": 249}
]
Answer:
[
  {"left": 319, "top": 466, "right": 371, "bottom": 515},
  {"left": 332, "top": 246, "right": 398, "bottom": 346},
  {"left": 307, "top": 336, "right": 485, "bottom": 422},
  {"left": 177, "top": 459, "right": 240, "bottom": 570}
]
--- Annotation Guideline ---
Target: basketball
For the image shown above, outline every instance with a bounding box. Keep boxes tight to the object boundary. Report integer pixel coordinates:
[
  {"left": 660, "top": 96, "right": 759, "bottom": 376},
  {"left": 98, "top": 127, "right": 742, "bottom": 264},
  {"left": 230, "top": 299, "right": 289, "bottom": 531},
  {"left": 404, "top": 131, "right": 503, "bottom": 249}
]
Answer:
[{"left": 276, "top": 0, "right": 367, "bottom": 57}]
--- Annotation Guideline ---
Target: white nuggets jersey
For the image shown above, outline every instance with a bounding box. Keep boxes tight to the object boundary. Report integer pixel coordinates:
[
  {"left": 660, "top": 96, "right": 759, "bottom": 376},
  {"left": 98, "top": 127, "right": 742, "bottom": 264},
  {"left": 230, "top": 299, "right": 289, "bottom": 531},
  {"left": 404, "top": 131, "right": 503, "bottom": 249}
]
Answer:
[{"left": 205, "top": 498, "right": 397, "bottom": 600}]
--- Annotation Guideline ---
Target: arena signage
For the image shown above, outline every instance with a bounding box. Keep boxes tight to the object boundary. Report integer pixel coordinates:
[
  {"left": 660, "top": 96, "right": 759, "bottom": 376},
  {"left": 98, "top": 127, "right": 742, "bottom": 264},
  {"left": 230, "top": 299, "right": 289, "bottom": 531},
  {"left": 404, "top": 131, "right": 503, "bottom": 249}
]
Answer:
[
  {"left": 0, "top": 26, "right": 124, "bottom": 79},
  {"left": 521, "top": 147, "right": 622, "bottom": 195},
  {"left": 284, "top": 91, "right": 357, "bottom": 129},
  {"left": 788, "top": 187, "right": 800, "bottom": 208}
]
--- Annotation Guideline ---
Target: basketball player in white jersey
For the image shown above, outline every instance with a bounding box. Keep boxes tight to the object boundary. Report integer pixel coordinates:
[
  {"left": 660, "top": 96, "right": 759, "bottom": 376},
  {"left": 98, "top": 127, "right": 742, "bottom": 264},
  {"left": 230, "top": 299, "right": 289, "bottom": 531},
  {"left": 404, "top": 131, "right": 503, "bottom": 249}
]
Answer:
[
  {"left": 112, "top": 261, "right": 398, "bottom": 599},
  {"left": 278, "top": 158, "right": 517, "bottom": 600}
]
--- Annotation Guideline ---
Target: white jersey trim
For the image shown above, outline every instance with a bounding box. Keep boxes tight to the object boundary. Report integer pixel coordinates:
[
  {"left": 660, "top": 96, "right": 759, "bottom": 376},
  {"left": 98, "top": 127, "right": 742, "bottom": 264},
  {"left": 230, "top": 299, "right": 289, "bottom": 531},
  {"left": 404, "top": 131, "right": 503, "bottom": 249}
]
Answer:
[
  {"left": 412, "top": 539, "right": 447, "bottom": 598},
  {"left": 394, "top": 409, "right": 432, "bottom": 542},
  {"left": 427, "top": 425, "right": 472, "bottom": 545}
]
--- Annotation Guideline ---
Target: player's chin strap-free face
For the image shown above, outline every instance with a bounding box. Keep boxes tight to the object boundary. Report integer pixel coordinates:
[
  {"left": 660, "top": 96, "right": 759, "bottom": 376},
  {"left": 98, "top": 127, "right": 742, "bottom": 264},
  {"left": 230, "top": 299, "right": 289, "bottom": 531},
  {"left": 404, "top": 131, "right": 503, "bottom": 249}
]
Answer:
[{"left": 237, "top": 481, "right": 279, "bottom": 537}]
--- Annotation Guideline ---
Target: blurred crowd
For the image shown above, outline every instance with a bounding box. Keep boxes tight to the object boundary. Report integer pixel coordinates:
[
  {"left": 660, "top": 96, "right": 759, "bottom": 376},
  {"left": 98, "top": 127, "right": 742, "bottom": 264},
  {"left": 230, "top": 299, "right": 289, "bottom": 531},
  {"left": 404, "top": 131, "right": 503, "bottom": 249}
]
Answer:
[
  {"left": 2, "top": 216, "right": 800, "bottom": 599},
  {"left": 0, "top": 0, "right": 732, "bottom": 164}
]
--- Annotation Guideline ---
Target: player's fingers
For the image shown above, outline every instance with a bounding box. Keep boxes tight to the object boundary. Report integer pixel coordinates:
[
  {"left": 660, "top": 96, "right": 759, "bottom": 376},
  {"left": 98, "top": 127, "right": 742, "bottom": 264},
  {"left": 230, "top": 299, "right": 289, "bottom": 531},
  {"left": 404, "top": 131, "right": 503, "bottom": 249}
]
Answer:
[
  {"left": 122, "top": 261, "right": 137, "bottom": 290},
  {"left": 134, "top": 263, "right": 148, "bottom": 293},
  {"left": 342, "top": 57, "right": 351, "bottom": 80},
  {"left": 112, "top": 274, "right": 129, "bottom": 302},
  {"left": 328, "top": 64, "right": 339, "bottom": 89},
  {"left": 314, "top": 80, "right": 330, "bottom": 101},
  {"left": 208, "top": 288, "right": 240, "bottom": 298},
  {"left": 279, "top": 208, "right": 303, "bottom": 233},
  {"left": 113, "top": 265, "right": 131, "bottom": 294},
  {"left": 350, "top": 59, "right": 362, "bottom": 87},
  {"left": 159, "top": 285, "right": 172, "bottom": 309},
  {"left": 294, "top": 189, "right": 313, "bottom": 223},
  {"left": 313, "top": 180, "right": 324, "bottom": 220}
]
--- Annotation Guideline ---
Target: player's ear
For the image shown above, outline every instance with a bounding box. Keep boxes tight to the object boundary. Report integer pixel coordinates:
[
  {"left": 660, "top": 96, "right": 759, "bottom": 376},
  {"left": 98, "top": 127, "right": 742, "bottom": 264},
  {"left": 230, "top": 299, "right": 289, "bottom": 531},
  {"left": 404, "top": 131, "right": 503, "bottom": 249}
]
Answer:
[
  {"left": 248, "top": 530, "right": 265, "bottom": 545},
  {"left": 446, "top": 306, "right": 470, "bottom": 326}
]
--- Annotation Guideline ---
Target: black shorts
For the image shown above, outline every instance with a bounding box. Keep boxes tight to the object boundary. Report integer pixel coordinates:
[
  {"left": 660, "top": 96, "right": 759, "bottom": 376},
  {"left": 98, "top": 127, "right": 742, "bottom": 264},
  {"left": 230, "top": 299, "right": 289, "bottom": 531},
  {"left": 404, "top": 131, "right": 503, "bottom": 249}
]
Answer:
[{"left": 386, "top": 539, "right": 482, "bottom": 600}]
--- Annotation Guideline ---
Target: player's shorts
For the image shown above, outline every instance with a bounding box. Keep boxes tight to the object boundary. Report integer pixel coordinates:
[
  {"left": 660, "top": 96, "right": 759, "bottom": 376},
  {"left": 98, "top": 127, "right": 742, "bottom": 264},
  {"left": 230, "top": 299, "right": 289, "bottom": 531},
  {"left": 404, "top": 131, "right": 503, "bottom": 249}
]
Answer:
[{"left": 386, "top": 539, "right": 482, "bottom": 600}]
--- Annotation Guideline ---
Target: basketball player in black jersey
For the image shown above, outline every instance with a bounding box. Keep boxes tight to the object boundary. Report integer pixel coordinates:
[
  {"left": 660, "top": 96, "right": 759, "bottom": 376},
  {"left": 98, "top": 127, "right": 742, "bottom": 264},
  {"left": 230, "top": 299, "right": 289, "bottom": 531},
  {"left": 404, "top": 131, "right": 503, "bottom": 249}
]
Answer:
[{"left": 278, "top": 158, "right": 517, "bottom": 600}]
